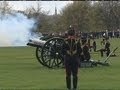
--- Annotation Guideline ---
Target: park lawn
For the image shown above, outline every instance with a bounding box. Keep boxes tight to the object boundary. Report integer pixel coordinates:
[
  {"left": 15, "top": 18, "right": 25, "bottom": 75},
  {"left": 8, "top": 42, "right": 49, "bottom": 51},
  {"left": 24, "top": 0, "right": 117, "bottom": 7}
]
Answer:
[{"left": 0, "top": 38, "right": 120, "bottom": 90}]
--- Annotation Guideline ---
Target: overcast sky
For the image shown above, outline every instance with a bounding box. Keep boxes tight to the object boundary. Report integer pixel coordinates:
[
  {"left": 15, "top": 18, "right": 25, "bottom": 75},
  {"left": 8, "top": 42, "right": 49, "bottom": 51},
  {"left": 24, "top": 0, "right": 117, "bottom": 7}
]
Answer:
[{"left": 8, "top": 1, "right": 73, "bottom": 15}]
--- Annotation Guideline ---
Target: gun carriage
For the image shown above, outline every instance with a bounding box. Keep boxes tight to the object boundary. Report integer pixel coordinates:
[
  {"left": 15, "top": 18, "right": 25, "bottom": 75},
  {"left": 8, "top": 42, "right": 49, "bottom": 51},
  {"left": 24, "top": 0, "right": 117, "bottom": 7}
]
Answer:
[{"left": 27, "top": 37, "right": 65, "bottom": 68}]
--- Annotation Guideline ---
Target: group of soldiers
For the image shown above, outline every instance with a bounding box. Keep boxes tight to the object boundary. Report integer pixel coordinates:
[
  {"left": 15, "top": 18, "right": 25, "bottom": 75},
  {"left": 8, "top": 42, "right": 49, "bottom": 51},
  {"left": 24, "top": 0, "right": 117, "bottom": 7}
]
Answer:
[
  {"left": 97, "top": 38, "right": 110, "bottom": 57},
  {"left": 61, "top": 26, "right": 111, "bottom": 90},
  {"left": 62, "top": 28, "right": 111, "bottom": 59}
]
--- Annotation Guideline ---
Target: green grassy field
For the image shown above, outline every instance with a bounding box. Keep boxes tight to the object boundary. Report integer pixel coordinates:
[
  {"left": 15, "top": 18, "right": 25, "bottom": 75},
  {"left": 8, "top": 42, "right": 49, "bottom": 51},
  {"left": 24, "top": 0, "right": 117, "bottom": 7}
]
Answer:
[{"left": 0, "top": 38, "right": 120, "bottom": 90}]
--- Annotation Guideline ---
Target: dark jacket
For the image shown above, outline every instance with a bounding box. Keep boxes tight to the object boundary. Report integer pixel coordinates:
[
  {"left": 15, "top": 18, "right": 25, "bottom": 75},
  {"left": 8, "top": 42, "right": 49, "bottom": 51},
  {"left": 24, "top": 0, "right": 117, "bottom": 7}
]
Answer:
[{"left": 62, "top": 37, "right": 82, "bottom": 57}]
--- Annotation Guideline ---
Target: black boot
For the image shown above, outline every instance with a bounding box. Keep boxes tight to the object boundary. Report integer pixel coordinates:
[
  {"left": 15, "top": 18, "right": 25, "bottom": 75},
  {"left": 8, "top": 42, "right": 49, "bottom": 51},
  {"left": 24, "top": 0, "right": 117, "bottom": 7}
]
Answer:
[
  {"left": 73, "top": 76, "right": 78, "bottom": 89},
  {"left": 100, "top": 50, "right": 103, "bottom": 57},
  {"left": 66, "top": 76, "right": 71, "bottom": 89}
]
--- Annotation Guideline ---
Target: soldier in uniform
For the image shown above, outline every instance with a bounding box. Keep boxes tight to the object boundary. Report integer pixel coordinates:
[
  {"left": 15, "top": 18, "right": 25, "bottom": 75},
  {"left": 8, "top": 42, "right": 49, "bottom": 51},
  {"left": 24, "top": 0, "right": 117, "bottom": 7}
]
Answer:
[
  {"left": 92, "top": 39, "right": 96, "bottom": 52},
  {"left": 105, "top": 39, "right": 110, "bottom": 56},
  {"left": 81, "top": 38, "right": 91, "bottom": 61},
  {"left": 62, "top": 27, "right": 82, "bottom": 90},
  {"left": 82, "top": 42, "right": 91, "bottom": 61},
  {"left": 97, "top": 38, "right": 110, "bottom": 57}
]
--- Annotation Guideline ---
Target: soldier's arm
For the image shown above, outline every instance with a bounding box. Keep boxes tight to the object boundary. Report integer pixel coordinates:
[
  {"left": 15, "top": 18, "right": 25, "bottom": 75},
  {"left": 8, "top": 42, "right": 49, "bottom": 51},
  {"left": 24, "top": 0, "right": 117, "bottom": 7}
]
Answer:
[
  {"left": 77, "top": 41, "right": 82, "bottom": 56},
  {"left": 61, "top": 40, "right": 67, "bottom": 56}
]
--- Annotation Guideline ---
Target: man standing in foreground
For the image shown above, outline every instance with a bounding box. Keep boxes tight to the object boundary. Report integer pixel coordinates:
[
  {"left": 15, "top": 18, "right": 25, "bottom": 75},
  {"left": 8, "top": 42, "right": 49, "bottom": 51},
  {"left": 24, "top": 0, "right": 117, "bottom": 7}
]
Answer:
[{"left": 62, "top": 27, "right": 82, "bottom": 90}]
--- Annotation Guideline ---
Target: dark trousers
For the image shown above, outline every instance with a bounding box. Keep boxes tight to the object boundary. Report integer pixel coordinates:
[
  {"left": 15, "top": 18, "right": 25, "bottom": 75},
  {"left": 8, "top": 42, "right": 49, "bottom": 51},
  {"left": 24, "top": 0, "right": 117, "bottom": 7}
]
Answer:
[
  {"left": 64, "top": 56, "right": 79, "bottom": 89},
  {"left": 83, "top": 52, "right": 90, "bottom": 61},
  {"left": 99, "top": 48, "right": 110, "bottom": 57},
  {"left": 106, "top": 48, "right": 110, "bottom": 56},
  {"left": 93, "top": 46, "right": 96, "bottom": 52}
]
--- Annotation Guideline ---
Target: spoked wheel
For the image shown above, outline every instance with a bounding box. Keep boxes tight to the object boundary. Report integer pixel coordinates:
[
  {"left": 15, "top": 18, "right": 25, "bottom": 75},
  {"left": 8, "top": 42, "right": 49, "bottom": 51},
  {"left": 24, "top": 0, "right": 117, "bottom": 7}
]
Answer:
[
  {"left": 41, "top": 37, "right": 65, "bottom": 68},
  {"left": 36, "top": 47, "right": 46, "bottom": 66}
]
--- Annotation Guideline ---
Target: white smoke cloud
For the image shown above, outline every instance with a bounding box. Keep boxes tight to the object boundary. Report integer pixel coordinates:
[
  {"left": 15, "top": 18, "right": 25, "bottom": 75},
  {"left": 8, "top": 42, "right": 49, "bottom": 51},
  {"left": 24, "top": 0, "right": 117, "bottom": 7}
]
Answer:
[{"left": 0, "top": 12, "right": 36, "bottom": 47}]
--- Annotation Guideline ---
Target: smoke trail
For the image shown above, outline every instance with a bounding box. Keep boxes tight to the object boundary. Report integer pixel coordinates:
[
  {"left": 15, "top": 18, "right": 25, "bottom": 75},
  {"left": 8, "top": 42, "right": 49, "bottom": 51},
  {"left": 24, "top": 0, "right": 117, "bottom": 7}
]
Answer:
[{"left": 0, "top": 12, "right": 36, "bottom": 47}]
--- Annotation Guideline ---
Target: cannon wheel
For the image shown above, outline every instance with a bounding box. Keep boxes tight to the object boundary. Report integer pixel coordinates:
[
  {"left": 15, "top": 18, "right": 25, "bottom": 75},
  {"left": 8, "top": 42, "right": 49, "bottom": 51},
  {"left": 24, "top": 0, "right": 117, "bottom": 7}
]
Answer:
[
  {"left": 36, "top": 47, "right": 46, "bottom": 66},
  {"left": 41, "top": 37, "right": 65, "bottom": 68}
]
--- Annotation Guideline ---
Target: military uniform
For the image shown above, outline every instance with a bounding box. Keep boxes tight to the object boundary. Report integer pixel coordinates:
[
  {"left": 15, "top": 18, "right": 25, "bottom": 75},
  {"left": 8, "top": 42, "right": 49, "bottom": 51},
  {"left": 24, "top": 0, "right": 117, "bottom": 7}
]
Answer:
[
  {"left": 105, "top": 40, "right": 110, "bottom": 56},
  {"left": 82, "top": 44, "right": 91, "bottom": 61},
  {"left": 80, "top": 38, "right": 91, "bottom": 61},
  {"left": 62, "top": 35, "right": 82, "bottom": 90},
  {"left": 97, "top": 39, "right": 110, "bottom": 57},
  {"left": 93, "top": 40, "right": 96, "bottom": 52}
]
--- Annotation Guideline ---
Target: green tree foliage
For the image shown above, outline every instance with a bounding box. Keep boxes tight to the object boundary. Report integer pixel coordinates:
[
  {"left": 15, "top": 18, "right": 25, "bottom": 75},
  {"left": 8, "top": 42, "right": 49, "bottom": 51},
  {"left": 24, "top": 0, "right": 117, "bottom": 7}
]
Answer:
[
  {"left": 60, "top": 1, "right": 91, "bottom": 32},
  {"left": 24, "top": 1, "right": 120, "bottom": 33},
  {"left": 59, "top": 1, "right": 120, "bottom": 33},
  {"left": 95, "top": 1, "right": 120, "bottom": 31}
]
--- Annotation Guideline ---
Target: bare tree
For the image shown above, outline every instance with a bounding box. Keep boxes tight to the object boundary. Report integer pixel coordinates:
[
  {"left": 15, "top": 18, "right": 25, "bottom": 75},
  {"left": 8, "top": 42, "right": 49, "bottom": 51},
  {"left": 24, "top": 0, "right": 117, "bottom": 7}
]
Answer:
[
  {"left": 25, "top": 2, "right": 49, "bottom": 18},
  {"left": 0, "top": 1, "right": 12, "bottom": 15},
  {"left": 24, "top": 2, "right": 51, "bottom": 33}
]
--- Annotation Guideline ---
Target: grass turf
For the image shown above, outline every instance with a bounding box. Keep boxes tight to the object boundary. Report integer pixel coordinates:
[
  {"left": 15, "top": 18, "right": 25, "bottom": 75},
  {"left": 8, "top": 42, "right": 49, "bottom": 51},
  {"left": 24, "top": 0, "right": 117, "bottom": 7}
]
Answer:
[{"left": 0, "top": 38, "right": 120, "bottom": 90}]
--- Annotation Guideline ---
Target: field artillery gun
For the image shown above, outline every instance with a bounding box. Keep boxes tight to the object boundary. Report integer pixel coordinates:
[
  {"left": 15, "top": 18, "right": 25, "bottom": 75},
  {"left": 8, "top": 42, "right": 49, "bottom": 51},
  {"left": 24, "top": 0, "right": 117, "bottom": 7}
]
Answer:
[
  {"left": 27, "top": 36, "right": 118, "bottom": 68},
  {"left": 27, "top": 37, "right": 65, "bottom": 68},
  {"left": 80, "top": 47, "right": 118, "bottom": 68}
]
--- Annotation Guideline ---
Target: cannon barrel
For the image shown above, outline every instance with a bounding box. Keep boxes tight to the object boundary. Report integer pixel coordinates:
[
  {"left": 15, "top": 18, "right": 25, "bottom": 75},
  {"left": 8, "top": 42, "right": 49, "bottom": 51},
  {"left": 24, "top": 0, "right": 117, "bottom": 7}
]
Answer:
[{"left": 27, "top": 38, "right": 46, "bottom": 48}]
